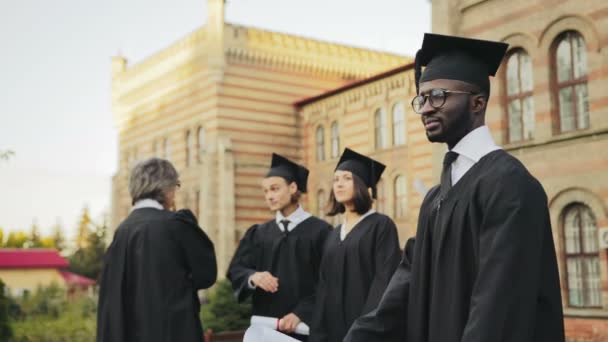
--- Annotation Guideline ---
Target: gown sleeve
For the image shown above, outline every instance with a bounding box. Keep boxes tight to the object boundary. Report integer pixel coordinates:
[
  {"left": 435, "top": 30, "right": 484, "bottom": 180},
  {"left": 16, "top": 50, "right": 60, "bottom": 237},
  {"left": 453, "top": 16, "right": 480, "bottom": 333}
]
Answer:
[
  {"left": 172, "top": 209, "right": 218, "bottom": 290},
  {"left": 226, "top": 224, "right": 260, "bottom": 302}
]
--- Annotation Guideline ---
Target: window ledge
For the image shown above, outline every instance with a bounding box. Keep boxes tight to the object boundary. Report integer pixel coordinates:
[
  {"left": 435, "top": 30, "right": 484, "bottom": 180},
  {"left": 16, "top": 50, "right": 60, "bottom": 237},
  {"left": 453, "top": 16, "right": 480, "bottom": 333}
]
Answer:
[
  {"left": 503, "top": 127, "right": 608, "bottom": 152},
  {"left": 564, "top": 308, "right": 608, "bottom": 319}
]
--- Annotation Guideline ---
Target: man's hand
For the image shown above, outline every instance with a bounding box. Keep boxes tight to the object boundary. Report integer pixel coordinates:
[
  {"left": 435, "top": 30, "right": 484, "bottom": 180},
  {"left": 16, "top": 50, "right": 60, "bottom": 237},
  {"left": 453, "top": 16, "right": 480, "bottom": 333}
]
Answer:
[
  {"left": 279, "top": 313, "right": 301, "bottom": 334},
  {"left": 250, "top": 271, "right": 279, "bottom": 293}
]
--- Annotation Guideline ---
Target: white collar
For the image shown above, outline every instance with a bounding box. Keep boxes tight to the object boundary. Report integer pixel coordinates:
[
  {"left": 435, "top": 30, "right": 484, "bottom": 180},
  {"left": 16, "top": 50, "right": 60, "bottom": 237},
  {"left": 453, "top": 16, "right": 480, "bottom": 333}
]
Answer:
[
  {"left": 451, "top": 125, "right": 501, "bottom": 163},
  {"left": 275, "top": 205, "right": 311, "bottom": 232},
  {"left": 340, "top": 209, "right": 376, "bottom": 241},
  {"left": 132, "top": 199, "right": 164, "bottom": 212}
]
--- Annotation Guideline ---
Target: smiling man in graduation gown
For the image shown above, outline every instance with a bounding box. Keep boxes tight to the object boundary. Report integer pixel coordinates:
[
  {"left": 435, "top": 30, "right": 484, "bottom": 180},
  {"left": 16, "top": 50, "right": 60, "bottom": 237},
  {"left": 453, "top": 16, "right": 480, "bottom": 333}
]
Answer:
[
  {"left": 227, "top": 153, "right": 332, "bottom": 341},
  {"left": 344, "top": 33, "right": 565, "bottom": 342}
]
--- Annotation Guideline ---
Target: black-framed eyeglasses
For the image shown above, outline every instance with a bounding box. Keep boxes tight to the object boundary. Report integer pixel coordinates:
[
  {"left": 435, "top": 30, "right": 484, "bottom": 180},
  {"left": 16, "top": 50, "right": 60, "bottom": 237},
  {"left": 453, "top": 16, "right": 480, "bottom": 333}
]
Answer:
[{"left": 411, "top": 88, "right": 477, "bottom": 114}]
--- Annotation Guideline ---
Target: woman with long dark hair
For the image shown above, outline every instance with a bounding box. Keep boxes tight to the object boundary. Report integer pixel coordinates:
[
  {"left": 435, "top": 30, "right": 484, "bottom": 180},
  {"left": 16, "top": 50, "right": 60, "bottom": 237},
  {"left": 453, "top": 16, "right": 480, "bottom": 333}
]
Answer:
[{"left": 310, "top": 148, "right": 401, "bottom": 342}]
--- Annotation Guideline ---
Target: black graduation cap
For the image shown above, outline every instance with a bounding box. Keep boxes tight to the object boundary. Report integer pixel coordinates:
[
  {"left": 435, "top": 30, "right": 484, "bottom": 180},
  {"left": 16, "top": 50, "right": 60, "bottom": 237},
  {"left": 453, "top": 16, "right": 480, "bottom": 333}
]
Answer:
[
  {"left": 335, "top": 148, "right": 386, "bottom": 199},
  {"left": 265, "top": 153, "right": 309, "bottom": 193},
  {"left": 414, "top": 33, "right": 509, "bottom": 94}
]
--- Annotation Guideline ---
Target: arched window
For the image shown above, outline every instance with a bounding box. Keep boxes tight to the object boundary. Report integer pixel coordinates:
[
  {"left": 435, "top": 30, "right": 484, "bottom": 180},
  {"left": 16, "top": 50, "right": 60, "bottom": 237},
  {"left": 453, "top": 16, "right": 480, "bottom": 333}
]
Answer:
[
  {"left": 563, "top": 204, "right": 602, "bottom": 308},
  {"left": 163, "top": 137, "right": 170, "bottom": 160},
  {"left": 331, "top": 121, "right": 340, "bottom": 158},
  {"left": 316, "top": 126, "right": 325, "bottom": 161},
  {"left": 394, "top": 175, "right": 407, "bottom": 218},
  {"left": 185, "top": 130, "right": 193, "bottom": 167},
  {"left": 392, "top": 102, "right": 406, "bottom": 146},
  {"left": 506, "top": 49, "right": 535, "bottom": 142},
  {"left": 194, "top": 190, "right": 200, "bottom": 219},
  {"left": 554, "top": 31, "right": 589, "bottom": 133},
  {"left": 375, "top": 179, "right": 386, "bottom": 214},
  {"left": 197, "top": 126, "right": 205, "bottom": 164},
  {"left": 374, "top": 108, "right": 388, "bottom": 149},
  {"left": 317, "top": 189, "right": 327, "bottom": 219},
  {"left": 153, "top": 140, "right": 161, "bottom": 157}
]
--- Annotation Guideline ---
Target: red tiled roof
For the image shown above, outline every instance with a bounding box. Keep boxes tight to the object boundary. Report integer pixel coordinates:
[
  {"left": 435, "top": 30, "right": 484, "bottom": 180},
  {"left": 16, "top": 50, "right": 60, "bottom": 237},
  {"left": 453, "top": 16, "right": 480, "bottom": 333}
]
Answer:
[
  {"left": 294, "top": 62, "right": 415, "bottom": 107},
  {"left": 0, "top": 249, "right": 69, "bottom": 269},
  {"left": 60, "top": 271, "right": 96, "bottom": 287}
]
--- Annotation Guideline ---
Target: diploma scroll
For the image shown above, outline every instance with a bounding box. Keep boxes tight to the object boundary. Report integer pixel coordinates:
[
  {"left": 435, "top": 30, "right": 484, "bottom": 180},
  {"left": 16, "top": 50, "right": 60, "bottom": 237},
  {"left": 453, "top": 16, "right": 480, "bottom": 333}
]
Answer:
[{"left": 250, "top": 315, "right": 310, "bottom": 336}]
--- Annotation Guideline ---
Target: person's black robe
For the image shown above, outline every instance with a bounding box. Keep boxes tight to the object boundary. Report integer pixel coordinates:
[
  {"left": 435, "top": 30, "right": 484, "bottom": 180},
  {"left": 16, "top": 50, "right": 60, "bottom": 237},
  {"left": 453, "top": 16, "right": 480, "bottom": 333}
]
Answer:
[
  {"left": 344, "top": 150, "right": 565, "bottom": 342},
  {"left": 310, "top": 212, "right": 401, "bottom": 342},
  {"left": 97, "top": 208, "right": 217, "bottom": 342},
  {"left": 227, "top": 216, "right": 331, "bottom": 329}
]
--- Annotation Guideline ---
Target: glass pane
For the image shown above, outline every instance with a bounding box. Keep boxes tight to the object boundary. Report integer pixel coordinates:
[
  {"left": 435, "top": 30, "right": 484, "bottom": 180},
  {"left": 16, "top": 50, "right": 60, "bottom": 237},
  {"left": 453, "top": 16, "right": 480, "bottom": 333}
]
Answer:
[
  {"left": 317, "top": 190, "right": 326, "bottom": 219},
  {"left": 556, "top": 38, "right": 572, "bottom": 83},
  {"left": 575, "top": 83, "right": 590, "bottom": 130},
  {"left": 567, "top": 258, "right": 583, "bottom": 307},
  {"left": 506, "top": 53, "right": 521, "bottom": 95},
  {"left": 395, "top": 176, "right": 407, "bottom": 218},
  {"left": 508, "top": 99, "right": 522, "bottom": 143},
  {"left": 331, "top": 123, "right": 340, "bottom": 158},
  {"left": 197, "top": 127, "right": 205, "bottom": 162},
  {"left": 164, "top": 138, "right": 170, "bottom": 160},
  {"left": 581, "top": 207, "right": 598, "bottom": 253},
  {"left": 375, "top": 110, "right": 385, "bottom": 149},
  {"left": 317, "top": 127, "right": 325, "bottom": 161},
  {"left": 376, "top": 180, "right": 385, "bottom": 213},
  {"left": 583, "top": 257, "right": 602, "bottom": 307},
  {"left": 564, "top": 207, "right": 581, "bottom": 254},
  {"left": 392, "top": 102, "right": 406, "bottom": 146},
  {"left": 520, "top": 52, "right": 534, "bottom": 93},
  {"left": 559, "top": 86, "right": 575, "bottom": 132},
  {"left": 522, "top": 96, "right": 535, "bottom": 140},
  {"left": 572, "top": 34, "right": 588, "bottom": 79}
]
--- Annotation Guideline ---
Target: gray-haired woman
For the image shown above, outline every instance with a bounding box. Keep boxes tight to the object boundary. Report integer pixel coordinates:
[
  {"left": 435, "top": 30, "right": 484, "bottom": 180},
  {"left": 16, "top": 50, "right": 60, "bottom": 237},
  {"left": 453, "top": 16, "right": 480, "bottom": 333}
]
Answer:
[{"left": 97, "top": 157, "right": 217, "bottom": 342}]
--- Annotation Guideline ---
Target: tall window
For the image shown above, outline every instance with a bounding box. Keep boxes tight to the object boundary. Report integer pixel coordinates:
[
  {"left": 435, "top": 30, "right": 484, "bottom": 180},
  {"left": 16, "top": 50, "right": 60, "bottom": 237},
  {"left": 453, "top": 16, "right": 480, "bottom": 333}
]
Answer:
[
  {"left": 375, "top": 179, "right": 386, "bottom": 214},
  {"left": 506, "top": 50, "right": 535, "bottom": 142},
  {"left": 153, "top": 140, "right": 161, "bottom": 157},
  {"left": 563, "top": 204, "right": 602, "bottom": 308},
  {"left": 374, "top": 108, "right": 388, "bottom": 149},
  {"left": 197, "top": 126, "right": 205, "bottom": 163},
  {"left": 394, "top": 175, "right": 407, "bottom": 218},
  {"left": 317, "top": 189, "right": 327, "bottom": 219},
  {"left": 316, "top": 126, "right": 325, "bottom": 161},
  {"left": 182, "top": 192, "right": 190, "bottom": 210},
  {"left": 330, "top": 121, "right": 340, "bottom": 158},
  {"left": 392, "top": 102, "right": 406, "bottom": 146},
  {"left": 554, "top": 31, "right": 589, "bottom": 133},
  {"left": 163, "top": 137, "right": 170, "bottom": 160},
  {"left": 185, "top": 130, "right": 193, "bottom": 167},
  {"left": 194, "top": 190, "right": 200, "bottom": 219}
]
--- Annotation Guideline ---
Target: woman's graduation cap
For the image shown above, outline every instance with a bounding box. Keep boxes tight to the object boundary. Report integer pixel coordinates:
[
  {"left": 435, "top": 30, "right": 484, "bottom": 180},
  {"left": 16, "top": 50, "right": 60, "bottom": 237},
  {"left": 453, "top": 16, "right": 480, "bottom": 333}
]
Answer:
[
  {"left": 414, "top": 33, "right": 509, "bottom": 94},
  {"left": 265, "top": 153, "right": 310, "bottom": 193},
  {"left": 335, "top": 148, "right": 386, "bottom": 199}
]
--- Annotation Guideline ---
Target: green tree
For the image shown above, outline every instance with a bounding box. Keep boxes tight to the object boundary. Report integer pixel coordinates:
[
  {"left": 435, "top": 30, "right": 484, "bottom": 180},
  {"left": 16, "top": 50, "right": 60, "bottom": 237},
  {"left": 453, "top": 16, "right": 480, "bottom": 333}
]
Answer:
[
  {"left": 201, "top": 279, "right": 252, "bottom": 333},
  {"left": 0, "top": 279, "right": 14, "bottom": 340},
  {"left": 51, "top": 220, "right": 67, "bottom": 252},
  {"left": 68, "top": 209, "right": 108, "bottom": 280},
  {"left": 4, "top": 231, "right": 28, "bottom": 248},
  {"left": 75, "top": 207, "right": 93, "bottom": 250},
  {"left": 0, "top": 150, "right": 14, "bottom": 162},
  {"left": 26, "top": 222, "right": 43, "bottom": 248},
  {"left": 0, "top": 228, "right": 4, "bottom": 246}
]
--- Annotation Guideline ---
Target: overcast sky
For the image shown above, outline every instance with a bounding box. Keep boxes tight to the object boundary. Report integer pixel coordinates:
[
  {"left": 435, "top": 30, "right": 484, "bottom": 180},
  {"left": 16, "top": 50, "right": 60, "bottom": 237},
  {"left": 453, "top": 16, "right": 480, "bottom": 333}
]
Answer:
[{"left": 0, "top": 0, "right": 430, "bottom": 238}]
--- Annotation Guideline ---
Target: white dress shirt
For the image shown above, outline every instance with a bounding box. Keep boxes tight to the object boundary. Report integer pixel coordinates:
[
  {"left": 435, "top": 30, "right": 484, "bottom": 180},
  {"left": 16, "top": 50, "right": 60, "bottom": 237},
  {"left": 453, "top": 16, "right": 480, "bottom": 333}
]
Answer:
[
  {"left": 131, "top": 198, "right": 164, "bottom": 212},
  {"left": 340, "top": 209, "right": 376, "bottom": 241},
  {"left": 275, "top": 205, "right": 312, "bottom": 232},
  {"left": 449, "top": 126, "right": 501, "bottom": 185}
]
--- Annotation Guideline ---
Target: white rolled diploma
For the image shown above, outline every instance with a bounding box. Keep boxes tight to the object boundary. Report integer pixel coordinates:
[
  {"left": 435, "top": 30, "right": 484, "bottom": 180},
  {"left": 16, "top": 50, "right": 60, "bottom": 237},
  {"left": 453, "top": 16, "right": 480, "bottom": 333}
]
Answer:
[{"left": 250, "top": 315, "right": 310, "bottom": 336}]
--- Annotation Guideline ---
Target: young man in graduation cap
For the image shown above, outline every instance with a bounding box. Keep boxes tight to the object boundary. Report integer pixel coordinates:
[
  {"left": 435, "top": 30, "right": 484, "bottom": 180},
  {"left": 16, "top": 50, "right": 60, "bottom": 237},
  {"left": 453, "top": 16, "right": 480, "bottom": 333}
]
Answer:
[
  {"left": 227, "top": 153, "right": 332, "bottom": 342},
  {"left": 344, "top": 33, "right": 565, "bottom": 342}
]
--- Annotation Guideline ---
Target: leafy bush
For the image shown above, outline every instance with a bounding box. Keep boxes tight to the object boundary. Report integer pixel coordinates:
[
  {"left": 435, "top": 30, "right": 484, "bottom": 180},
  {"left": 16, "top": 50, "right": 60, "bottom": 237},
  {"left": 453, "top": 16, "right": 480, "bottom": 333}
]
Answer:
[{"left": 201, "top": 279, "right": 251, "bottom": 333}]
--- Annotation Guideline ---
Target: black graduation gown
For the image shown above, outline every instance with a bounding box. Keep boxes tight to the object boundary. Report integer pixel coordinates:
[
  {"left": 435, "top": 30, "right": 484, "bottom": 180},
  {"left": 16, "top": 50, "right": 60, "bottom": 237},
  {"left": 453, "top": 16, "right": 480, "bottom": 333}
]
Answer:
[
  {"left": 96, "top": 208, "right": 217, "bottom": 342},
  {"left": 227, "top": 216, "right": 331, "bottom": 326},
  {"left": 310, "top": 212, "right": 401, "bottom": 342},
  {"left": 344, "top": 150, "right": 565, "bottom": 342}
]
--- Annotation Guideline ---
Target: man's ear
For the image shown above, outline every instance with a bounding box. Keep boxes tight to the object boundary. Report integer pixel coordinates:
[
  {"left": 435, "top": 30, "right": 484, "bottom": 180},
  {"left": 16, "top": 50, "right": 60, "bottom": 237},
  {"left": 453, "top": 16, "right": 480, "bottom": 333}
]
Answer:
[
  {"left": 471, "top": 93, "right": 488, "bottom": 116},
  {"left": 289, "top": 181, "right": 298, "bottom": 195}
]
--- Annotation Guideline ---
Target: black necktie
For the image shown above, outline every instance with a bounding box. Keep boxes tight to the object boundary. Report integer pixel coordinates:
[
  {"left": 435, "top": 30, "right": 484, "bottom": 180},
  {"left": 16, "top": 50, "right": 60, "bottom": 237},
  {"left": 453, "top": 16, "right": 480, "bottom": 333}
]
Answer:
[
  {"left": 439, "top": 151, "right": 459, "bottom": 201},
  {"left": 280, "top": 219, "right": 290, "bottom": 237}
]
